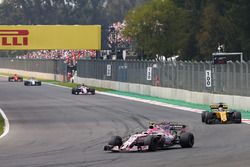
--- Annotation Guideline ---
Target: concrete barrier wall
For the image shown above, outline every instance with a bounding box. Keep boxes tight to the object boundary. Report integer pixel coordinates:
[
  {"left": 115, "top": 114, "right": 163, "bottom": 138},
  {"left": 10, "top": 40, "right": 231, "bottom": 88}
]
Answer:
[
  {"left": 1, "top": 67, "right": 249, "bottom": 110},
  {"left": 0, "top": 68, "right": 63, "bottom": 81},
  {"left": 74, "top": 76, "right": 250, "bottom": 110}
]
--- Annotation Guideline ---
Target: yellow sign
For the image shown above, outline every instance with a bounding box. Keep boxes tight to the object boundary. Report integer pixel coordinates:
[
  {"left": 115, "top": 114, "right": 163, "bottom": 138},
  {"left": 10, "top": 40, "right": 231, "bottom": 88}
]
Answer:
[{"left": 0, "top": 25, "right": 101, "bottom": 50}]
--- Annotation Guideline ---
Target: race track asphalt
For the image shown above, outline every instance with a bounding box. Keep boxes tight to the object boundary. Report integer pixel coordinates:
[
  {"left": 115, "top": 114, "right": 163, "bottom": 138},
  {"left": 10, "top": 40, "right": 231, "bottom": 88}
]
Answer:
[{"left": 0, "top": 76, "right": 250, "bottom": 167}]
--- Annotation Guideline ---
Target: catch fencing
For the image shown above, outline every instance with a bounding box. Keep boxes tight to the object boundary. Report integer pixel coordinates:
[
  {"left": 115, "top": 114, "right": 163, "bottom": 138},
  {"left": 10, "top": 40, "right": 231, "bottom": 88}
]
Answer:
[
  {"left": 77, "top": 60, "right": 250, "bottom": 96},
  {"left": 0, "top": 58, "right": 66, "bottom": 75},
  {"left": 0, "top": 58, "right": 250, "bottom": 96}
]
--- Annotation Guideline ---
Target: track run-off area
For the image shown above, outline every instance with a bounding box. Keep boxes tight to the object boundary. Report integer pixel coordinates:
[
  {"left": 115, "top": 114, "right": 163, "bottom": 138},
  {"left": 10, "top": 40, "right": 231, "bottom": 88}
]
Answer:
[{"left": 0, "top": 76, "right": 250, "bottom": 167}]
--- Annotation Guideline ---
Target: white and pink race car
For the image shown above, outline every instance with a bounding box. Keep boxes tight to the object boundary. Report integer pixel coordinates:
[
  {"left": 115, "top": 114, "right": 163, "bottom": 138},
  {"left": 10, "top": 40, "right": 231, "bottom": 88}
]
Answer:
[{"left": 104, "top": 121, "right": 194, "bottom": 152}]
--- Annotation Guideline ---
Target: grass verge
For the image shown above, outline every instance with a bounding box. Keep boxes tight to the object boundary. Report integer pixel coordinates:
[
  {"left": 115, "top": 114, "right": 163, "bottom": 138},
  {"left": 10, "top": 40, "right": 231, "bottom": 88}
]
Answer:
[{"left": 41, "top": 79, "right": 113, "bottom": 92}]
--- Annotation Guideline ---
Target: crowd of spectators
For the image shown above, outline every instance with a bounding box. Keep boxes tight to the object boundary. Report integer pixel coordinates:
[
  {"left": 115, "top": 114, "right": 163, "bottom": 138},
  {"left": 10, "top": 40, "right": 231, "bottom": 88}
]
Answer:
[
  {"left": 16, "top": 50, "right": 97, "bottom": 64},
  {"left": 108, "top": 21, "right": 131, "bottom": 49},
  {"left": 14, "top": 21, "right": 131, "bottom": 62}
]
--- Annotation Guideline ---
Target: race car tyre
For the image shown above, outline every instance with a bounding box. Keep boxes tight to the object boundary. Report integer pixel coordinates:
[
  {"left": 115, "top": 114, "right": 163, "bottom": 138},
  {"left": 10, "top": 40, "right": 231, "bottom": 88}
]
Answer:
[
  {"left": 72, "top": 89, "right": 77, "bottom": 95},
  {"left": 88, "top": 88, "right": 95, "bottom": 95},
  {"left": 206, "top": 112, "right": 215, "bottom": 124},
  {"left": 19, "top": 78, "right": 23, "bottom": 82},
  {"left": 24, "top": 82, "right": 30, "bottom": 86},
  {"left": 180, "top": 132, "right": 194, "bottom": 148},
  {"left": 144, "top": 135, "right": 158, "bottom": 151},
  {"left": 8, "top": 77, "right": 11, "bottom": 82},
  {"left": 201, "top": 111, "right": 208, "bottom": 122},
  {"left": 233, "top": 112, "right": 242, "bottom": 123},
  {"left": 108, "top": 136, "right": 122, "bottom": 147},
  {"left": 91, "top": 90, "right": 95, "bottom": 95},
  {"left": 36, "top": 81, "right": 42, "bottom": 86},
  {"left": 158, "top": 137, "right": 165, "bottom": 149},
  {"left": 104, "top": 145, "right": 112, "bottom": 151}
]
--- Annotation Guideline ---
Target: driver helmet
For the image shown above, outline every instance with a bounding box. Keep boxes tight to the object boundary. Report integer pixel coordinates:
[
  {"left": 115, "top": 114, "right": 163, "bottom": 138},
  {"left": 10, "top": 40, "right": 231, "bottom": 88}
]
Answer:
[
  {"left": 218, "top": 104, "right": 224, "bottom": 111},
  {"left": 218, "top": 107, "right": 224, "bottom": 111},
  {"left": 149, "top": 122, "right": 155, "bottom": 129}
]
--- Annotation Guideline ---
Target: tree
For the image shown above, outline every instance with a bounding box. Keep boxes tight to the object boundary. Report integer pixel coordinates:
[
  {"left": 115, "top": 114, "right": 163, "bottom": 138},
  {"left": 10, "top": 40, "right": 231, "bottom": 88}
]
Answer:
[
  {"left": 124, "top": 0, "right": 190, "bottom": 59},
  {"left": 228, "top": 0, "right": 250, "bottom": 60},
  {"left": 196, "top": 1, "right": 240, "bottom": 60}
]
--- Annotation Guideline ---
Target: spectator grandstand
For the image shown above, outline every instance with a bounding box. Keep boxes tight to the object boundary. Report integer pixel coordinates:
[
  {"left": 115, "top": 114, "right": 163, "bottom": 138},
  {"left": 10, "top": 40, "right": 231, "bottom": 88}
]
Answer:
[{"left": 16, "top": 50, "right": 96, "bottom": 63}]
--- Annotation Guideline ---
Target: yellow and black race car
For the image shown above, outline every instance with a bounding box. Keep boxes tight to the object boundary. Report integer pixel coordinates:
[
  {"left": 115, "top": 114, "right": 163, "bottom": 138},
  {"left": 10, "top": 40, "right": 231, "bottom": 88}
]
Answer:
[{"left": 201, "top": 103, "right": 241, "bottom": 124}]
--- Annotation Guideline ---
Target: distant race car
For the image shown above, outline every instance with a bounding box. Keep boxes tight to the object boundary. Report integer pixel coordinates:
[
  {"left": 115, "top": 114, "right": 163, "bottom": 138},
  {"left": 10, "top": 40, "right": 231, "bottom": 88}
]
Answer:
[
  {"left": 24, "top": 78, "right": 42, "bottom": 86},
  {"left": 71, "top": 85, "right": 95, "bottom": 95},
  {"left": 8, "top": 74, "right": 23, "bottom": 82},
  {"left": 201, "top": 103, "right": 241, "bottom": 124},
  {"left": 104, "top": 121, "right": 194, "bottom": 152}
]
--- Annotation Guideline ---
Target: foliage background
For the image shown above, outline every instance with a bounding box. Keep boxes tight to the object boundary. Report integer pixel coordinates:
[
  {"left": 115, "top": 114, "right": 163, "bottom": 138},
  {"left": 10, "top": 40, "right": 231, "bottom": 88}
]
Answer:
[
  {"left": 124, "top": 0, "right": 250, "bottom": 60},
  {"left": 0, "top": 0, "right": 249, "bottom": 60}
]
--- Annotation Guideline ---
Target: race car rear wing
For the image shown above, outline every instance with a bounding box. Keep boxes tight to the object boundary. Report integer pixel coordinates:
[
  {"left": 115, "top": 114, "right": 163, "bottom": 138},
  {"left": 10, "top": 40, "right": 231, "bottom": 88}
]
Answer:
[
  {"left": 170, "top": 125, "right": 186, "bottom": 130},
  {"left": 152, "top": 121, "right": 186, "bottom": 130},
  {"left": 210, "top": 104, "right": 228, "bottom": 110}
]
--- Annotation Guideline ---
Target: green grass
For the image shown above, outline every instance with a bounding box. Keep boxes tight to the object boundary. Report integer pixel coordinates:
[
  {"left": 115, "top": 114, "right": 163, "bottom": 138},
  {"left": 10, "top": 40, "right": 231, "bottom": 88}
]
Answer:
[
  {"left": 41, "top": 79, "right": 112, "bottom": 91},
  {"left": 0, "top": 114, "right": 4, "bottom": 136},
  {"left": 108, "top": 90, "right": 250, "bottom": 119},
  {"left": 0, "top": 72, "right": 13, "bottom": 76}
]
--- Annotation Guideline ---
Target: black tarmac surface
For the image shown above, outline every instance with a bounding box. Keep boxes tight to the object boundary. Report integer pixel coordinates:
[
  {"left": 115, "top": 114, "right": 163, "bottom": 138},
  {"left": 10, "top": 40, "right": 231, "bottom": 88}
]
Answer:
[{"left": 0, "top": 77, "right": 250, "bottom": 167}]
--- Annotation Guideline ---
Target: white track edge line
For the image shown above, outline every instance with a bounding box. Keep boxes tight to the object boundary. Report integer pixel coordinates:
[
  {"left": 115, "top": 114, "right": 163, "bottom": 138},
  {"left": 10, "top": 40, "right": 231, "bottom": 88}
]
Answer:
[{"left": 0, "top": 108, "right": 10, "bottom": 139}]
